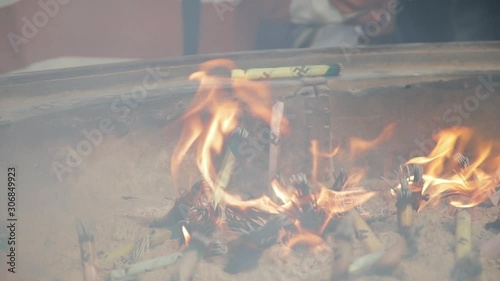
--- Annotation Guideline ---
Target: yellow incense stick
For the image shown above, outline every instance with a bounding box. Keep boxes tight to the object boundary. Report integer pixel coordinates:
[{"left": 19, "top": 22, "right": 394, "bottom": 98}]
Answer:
[{"left": 231, "top": 64, "right": 342, "bottom": 80}]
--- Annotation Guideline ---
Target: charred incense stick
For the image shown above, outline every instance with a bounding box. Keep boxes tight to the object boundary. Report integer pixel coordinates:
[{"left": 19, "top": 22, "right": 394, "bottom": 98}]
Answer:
[
  {"left": 110, "top": 252, "right": 182, "bottom": 280},
  {"left": 350, "top": 210, "right": 384, "bottom": 253},
  {"left": 171, "top": 233, "right": 209, "bottom": 281},
  {"left": 75, "top": 219, "right": 98, "bottom": 281},
  {"left": 231, "top": 64, "right": 342, "bottom": 80},
  {"left": 269, "top": 101, "right": 284, "bottom": 201},
  {"left": 213, "top": 127, "right": 248, "bottom": 208}
]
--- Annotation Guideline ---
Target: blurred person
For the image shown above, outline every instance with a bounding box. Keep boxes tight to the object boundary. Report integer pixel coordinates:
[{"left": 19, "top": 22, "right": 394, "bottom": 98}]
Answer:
[{"left": 288, "top": 0, "right": 398, "bottom": 48}]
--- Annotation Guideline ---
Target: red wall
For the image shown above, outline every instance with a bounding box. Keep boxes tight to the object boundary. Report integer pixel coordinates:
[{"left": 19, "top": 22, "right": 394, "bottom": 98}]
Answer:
[{"left": 0, "top": 0, "right": 290, "bottom": 74}]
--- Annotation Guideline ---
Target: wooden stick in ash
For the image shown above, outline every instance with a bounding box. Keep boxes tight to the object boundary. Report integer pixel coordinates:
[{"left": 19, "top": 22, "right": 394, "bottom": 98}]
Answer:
[{"left": 75, "top": 219, "right": 98, "bottom": 281}]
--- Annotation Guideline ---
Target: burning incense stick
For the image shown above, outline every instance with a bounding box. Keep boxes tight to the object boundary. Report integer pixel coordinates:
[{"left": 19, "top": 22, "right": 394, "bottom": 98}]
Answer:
[
  {"left": 231, "top": 64, "right": 342, "bottom": 80},
  {"left": 350, "top": 210, "right": 384, "bottom": 253},
  {"left": 75, "top": 219, "right": 98, "bottom": 281},
  {"left": 269, "top": 101, "right": 284, "bottom": 201}
]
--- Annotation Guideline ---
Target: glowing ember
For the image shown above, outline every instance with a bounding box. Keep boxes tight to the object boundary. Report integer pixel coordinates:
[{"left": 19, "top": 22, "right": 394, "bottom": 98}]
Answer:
[{"left": 404, "top": 127, "right": 500, "bottom": 210}]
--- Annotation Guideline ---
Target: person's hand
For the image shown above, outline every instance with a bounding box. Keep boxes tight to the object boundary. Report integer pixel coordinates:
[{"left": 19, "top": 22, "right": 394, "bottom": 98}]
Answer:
[{"left": 330, "top": 0, "right": 396, "bottom": 35}]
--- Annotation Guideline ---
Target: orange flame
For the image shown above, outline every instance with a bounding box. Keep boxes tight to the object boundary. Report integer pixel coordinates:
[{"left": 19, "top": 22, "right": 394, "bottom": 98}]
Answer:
[
  {"left": 286, "top": 224, "right": 327, "bottom": 251},
  {"left": 348, "top": 123, "right": 396, "bottom": 159},
  {"left": 182, "top": 225, "right": 191, "bottom": 246},
  {"left": 316, "top": 186, "right": 376, "bottom": 233},
  {"left": 405, "top": 127, "right": 499, "bottom": 210},
  {"left": 310, "top": 140, "right": 340, "bottom": 183},
  {"left": 271, "top": 173, "right": 375, "bottom": 234},
  {"left": 170, "top": 58, "right": 289, "bottom": 193}
]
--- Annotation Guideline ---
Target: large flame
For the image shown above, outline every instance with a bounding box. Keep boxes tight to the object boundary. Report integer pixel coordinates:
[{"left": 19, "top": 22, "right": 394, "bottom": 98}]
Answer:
[
  {"left": 405, "top": 127, "right": 500, "bottom": 210},
  {"left": 170, "top": 59, "right": 288, "bottom": 192},
  {"left": 169, "top": 59, "right": 376, "bottom": 251}
]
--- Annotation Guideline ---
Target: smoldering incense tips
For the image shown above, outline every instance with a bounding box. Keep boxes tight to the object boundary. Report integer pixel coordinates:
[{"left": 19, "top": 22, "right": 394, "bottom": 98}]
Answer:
[{"left": 231, "top": 64, "right": 343, "bottom": 80}]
